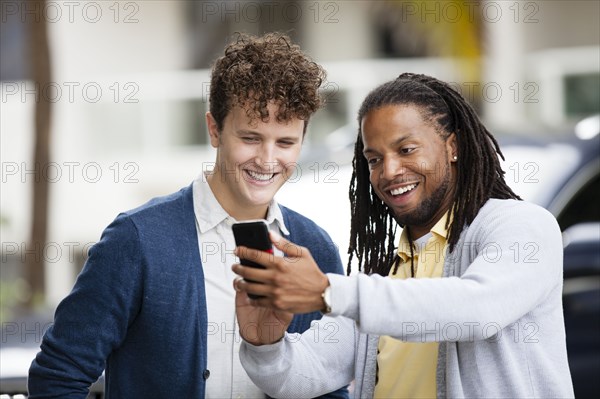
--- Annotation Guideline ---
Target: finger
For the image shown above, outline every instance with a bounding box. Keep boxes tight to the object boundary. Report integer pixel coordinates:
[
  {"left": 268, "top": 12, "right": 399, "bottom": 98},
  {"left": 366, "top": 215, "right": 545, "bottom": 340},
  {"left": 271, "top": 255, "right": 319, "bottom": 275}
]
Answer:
[
  {"left": 234, "top": 286, "right": 251, "bottom": 307},
  {"left": 247, "top": 296, "right": 277, "bottom": 310},
  {"left": 233, "top": 277, "right": 244, "bottom": 292},
  {"left": 269, "top": 232, "right": 306, "bottom": 259},
  {"left": 232, "top": 263, "right": 274, "bottom": 283},
  {"left": 235, "top": 277, "right": 274, "bottom": 298},
  {"left": 233, "top": 277, "right": 250, "bottom": 305},
  {"left": 235, "top": 246, "right": 278, "bottom": 269}
]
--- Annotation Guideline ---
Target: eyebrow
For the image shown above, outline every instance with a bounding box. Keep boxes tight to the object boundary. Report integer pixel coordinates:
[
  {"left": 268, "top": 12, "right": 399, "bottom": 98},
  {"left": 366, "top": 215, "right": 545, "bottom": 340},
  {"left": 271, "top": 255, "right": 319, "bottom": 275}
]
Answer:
[
  {"left": 363, "top": 133, "right": 413, "bottom": 155},
  {"left": 237, "top": 129, "right": 262, "bottom": 136},
  {"left": 237, "top": 129, "right": 300, "bottom": 142}
]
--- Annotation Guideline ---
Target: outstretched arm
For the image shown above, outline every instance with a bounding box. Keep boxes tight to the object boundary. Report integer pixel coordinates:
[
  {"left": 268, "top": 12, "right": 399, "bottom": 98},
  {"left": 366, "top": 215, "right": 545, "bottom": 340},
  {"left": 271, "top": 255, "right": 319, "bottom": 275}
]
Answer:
[
  {"left": 236, "top": 305, "right": 356, "bottom": 398},
  {"left": 234, "top": 202, "right": 566, "bottom": 342},
  {"left": 233, "top": 233, "right": 355, "bottom": 397}
]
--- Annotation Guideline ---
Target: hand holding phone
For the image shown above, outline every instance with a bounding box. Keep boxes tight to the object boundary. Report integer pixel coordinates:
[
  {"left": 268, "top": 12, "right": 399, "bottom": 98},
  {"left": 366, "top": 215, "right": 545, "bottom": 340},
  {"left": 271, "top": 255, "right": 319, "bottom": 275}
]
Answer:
[{"left": 232, "top": 220, "right": 274, "bottom": 299}]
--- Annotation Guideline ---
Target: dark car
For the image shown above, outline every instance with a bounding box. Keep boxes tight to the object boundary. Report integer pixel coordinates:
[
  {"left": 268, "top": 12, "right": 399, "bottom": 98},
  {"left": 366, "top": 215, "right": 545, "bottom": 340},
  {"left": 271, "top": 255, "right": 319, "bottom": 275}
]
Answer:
[
  {"left": 562, "top": 222, "right": 600, "bottom": 397},
  {"left": 501, "top": 118, "right": 600, "bottom": 397},
  {"left": 509, "top": 118, "right": 600, "bottom": 397}
]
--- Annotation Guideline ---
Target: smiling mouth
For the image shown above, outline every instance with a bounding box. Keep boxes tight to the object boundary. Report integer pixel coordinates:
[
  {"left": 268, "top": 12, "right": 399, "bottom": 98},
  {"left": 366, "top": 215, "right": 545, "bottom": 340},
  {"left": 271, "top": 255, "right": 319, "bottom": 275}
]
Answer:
[
  {"left": 245, "top": 169, "right": 276, "bottom": 182},
  {"left": 389, "top": 183, "right": 418, "bottom": 196}
]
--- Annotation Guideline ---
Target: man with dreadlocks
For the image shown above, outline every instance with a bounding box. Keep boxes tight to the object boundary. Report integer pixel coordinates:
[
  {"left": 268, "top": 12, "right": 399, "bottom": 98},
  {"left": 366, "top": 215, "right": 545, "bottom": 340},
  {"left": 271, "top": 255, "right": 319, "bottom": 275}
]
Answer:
[{"left": 232, "top": 73, "right": 574, "bottom": 398}]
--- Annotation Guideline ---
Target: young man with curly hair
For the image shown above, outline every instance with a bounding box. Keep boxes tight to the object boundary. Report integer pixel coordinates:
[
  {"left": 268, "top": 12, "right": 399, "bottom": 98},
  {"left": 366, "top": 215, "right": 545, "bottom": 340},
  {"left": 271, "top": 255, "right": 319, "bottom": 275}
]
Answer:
[{"left": 28, "top": 33, "right": 348, "bottom": 399}]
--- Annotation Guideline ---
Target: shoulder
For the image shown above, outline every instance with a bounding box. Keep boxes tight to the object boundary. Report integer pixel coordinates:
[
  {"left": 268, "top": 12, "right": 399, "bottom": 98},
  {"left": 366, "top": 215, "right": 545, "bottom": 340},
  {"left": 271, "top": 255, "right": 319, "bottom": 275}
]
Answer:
[
  {"left": 476, "top": 198, "right": 557, "bottom": 225},
  {"left": 279, "top": 204, "right": 333, "bottom": 241},
  {"left": 123, "top": 185, "right": 190, "bottom": 219},
  {"left": 279, "top": 204, "right": 344, "bottom": 271},
  {"left": 103, "top": 185, "right": 192, "bottom": 240},
  {"left": 467, "top": 198, "right": 561, "bottom": 242},
  {"left": 89, "top": 186, "right": 194, "bottom": 268}
]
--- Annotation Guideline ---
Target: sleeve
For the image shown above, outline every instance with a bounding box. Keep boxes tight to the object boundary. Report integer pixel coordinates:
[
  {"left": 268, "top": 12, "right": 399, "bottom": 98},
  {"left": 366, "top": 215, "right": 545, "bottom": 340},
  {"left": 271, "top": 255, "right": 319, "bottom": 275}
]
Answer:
[
  {"left": 287, "top": 224, "right": 350, "bottom": 398},
  {"left": 240, "top": 315, "right": 357, "bottom": 398},
  {"left": 327, "top": 202, "right": 564, "bottom": 342},
  {"left": 28, "top": 214, "right": 144, "bottom": 398}
]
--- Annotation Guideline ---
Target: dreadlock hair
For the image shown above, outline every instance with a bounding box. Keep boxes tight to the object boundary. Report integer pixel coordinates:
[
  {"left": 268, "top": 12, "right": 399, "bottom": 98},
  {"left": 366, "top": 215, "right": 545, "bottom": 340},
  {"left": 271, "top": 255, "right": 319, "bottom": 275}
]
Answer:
[{"left": 348, "top": 73, "right": 521, "bottom": 276}]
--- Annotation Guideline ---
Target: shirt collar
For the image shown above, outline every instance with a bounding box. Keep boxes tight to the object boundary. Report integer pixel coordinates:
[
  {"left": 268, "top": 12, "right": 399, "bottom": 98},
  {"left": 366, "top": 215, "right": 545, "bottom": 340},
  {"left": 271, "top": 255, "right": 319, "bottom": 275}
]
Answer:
[
  {"left": 265, "top": 196, "right": 290, "bottom": 235},
  {"left": 192, "top": 173, "right": 289, "bottom": 235},
  {"left": 397, "top": 211, "right": 451, "bottom": 262}
]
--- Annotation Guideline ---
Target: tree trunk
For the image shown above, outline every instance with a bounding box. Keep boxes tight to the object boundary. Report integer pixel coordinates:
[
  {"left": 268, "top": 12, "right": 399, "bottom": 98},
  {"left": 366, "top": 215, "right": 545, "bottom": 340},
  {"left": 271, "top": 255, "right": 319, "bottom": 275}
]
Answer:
[{"left": 25, "top": 0, "right": 52, "bottom": 308}]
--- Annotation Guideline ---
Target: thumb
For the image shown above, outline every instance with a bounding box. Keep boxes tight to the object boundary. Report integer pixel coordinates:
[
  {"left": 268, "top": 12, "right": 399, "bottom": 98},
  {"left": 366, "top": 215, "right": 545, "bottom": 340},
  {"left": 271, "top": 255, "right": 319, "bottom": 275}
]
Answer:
[
  {"left": 233, "top": 277, "right": 250, "bottom": 307},
  {"left": 269, "top": 231, "right": 305, "bottom": 259}
]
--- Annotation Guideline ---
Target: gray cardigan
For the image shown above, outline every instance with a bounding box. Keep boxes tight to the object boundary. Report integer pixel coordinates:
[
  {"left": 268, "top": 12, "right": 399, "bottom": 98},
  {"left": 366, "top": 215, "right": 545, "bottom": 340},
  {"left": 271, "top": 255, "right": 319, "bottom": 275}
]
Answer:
[{"left": 240, "top": 199, "right": 575, "bottom": 398}]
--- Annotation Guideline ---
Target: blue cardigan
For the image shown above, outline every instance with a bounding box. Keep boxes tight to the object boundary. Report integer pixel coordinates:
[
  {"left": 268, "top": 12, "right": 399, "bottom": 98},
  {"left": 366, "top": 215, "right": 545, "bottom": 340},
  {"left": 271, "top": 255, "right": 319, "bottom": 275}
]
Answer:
[{"left": 28, "top": 185, "right": 348, "bottom": 398}]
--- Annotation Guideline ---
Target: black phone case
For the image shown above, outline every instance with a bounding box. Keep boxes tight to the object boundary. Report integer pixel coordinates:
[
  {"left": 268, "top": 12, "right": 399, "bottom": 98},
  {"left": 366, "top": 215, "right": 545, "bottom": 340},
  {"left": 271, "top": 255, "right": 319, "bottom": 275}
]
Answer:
[
  {"left": 232, "top": 221, "right": 273, "bottom": 258},
  {"left": 232, "top": 221, "right": 273, "bottom": 299}
]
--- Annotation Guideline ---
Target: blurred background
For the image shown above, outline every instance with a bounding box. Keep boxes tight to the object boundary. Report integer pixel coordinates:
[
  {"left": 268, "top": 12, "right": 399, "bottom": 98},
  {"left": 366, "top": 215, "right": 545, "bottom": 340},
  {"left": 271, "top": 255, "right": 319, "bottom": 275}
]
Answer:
[{"left": 1, "top": 0, "right": 599, "bottom": 397}]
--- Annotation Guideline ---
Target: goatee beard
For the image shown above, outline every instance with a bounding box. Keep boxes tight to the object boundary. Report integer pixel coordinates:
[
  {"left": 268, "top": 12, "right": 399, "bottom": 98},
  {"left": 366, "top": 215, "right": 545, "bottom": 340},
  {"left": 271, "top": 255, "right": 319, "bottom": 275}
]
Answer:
[{"left": 392, "top": 165, "right": 451, "bottom": 227}]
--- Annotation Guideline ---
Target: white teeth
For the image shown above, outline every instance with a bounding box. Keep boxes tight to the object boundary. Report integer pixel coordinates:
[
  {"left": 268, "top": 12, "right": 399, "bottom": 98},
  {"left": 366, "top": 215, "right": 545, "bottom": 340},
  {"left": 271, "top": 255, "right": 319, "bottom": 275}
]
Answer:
[
  {"left": 390, "top": 183, "right": 417, "bottom": 196},
  {"left": 246, "top": 170, "right": 274, "bottom": 181}
]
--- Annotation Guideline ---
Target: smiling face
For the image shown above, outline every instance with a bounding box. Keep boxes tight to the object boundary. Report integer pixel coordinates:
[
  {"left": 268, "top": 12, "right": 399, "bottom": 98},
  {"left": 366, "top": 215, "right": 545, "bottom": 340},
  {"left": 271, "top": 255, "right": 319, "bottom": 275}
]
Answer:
[
  {"left": 206, "top": 103, "right": 304, "bottom": 220},
  {"left": 361, "top": 104, "right": 457, "bottom": 238}
]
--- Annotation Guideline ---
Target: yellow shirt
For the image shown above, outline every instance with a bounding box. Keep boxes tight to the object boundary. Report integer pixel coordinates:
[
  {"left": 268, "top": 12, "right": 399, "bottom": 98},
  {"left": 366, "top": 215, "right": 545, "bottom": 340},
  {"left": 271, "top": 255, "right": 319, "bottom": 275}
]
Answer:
[{"left": 374, "top": 213, "right": 449, "bottom": 399}]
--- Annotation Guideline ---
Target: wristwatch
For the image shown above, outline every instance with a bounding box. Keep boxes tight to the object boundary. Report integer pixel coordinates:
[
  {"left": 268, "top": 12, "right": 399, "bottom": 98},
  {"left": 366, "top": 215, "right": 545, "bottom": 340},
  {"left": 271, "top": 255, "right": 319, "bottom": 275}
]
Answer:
[{"left": 321, "top": 285, "right": 332, "bottom": 314}]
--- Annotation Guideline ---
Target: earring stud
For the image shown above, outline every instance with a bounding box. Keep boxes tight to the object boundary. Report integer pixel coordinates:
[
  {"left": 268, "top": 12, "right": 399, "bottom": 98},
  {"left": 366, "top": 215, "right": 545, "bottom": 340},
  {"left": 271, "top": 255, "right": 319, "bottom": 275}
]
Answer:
[{"left": 453, "top": 156, "right": 458, "bottom": 161}]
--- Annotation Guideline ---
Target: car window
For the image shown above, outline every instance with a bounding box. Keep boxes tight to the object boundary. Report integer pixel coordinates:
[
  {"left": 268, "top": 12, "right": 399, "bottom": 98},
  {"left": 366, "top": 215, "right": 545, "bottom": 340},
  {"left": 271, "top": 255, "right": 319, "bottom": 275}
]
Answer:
[{"left": 558, "top": 173, "right": 600, "bottom": 231}]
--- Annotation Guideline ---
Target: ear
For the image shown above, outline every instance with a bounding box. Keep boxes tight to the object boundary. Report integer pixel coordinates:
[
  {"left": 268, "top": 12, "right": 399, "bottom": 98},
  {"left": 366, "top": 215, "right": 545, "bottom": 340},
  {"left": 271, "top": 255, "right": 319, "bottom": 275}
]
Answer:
[
  {"left": 446, "top": 133, "right": 458, "bottom": 162},
  {"left": 206, "top": 112, "right": 220, "bottom": 148}
]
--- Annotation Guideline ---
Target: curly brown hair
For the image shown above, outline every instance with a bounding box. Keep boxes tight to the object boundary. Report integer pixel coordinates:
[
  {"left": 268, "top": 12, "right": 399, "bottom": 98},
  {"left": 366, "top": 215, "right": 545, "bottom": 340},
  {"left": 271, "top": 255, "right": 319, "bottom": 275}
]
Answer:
[{"left": 209, "top": 32, "right": 326, "bottom": 133}]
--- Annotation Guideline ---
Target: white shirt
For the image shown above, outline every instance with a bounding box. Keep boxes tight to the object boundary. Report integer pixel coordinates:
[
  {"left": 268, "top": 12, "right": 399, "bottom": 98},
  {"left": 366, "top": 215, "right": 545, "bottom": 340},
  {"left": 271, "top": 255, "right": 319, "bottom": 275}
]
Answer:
[{"left": 192, "top": 173, "right": 289, "bottom": 399}]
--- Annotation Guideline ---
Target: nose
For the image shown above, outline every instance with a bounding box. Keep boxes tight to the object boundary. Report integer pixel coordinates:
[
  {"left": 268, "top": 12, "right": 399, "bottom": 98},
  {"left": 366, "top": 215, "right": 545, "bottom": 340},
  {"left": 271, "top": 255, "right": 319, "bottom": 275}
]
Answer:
[
  {"left": 381, "top": 155, "right": 405, "bottom": 181},
  {"left": 255, "top": 143, "right": 277, "bottom": 171}
]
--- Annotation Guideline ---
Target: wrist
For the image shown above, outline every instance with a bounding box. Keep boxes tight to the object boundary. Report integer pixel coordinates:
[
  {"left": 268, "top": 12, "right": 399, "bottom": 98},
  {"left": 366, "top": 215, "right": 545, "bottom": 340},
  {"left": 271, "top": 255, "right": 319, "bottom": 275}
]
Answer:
[{"left": 320, "top": 276, "right": 332, "bottom": 314}]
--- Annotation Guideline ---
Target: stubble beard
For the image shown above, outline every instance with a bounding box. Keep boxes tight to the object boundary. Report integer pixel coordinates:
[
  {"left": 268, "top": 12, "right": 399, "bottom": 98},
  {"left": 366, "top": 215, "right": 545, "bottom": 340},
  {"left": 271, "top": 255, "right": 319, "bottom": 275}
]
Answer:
[{"left": 390, "top": 163, "right": 452, "bottom": 228}]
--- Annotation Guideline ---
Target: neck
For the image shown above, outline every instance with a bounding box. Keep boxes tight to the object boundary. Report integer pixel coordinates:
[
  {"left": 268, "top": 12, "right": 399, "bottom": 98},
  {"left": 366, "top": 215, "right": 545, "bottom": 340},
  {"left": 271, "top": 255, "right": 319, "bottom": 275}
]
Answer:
[
  {"left": 206, "top": 172, "right": 269, "bottom": 221},
  {"left": 233, "top": 207, "right": 269, "bottom": 221},
  {"left": 405, "top": 206, "right": 450, "bottom": 240}
]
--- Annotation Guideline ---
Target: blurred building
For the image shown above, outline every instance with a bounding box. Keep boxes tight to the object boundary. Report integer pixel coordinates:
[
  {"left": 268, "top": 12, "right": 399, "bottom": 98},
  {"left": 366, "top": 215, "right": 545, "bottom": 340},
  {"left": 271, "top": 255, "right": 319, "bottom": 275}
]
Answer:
[{"left": 1, "top": 0, "right": 599, "bottom": 308}]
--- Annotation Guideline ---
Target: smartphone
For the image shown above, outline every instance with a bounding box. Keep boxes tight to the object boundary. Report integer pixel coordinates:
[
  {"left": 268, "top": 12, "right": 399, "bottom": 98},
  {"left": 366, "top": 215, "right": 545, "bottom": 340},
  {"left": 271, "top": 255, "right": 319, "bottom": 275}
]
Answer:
[{"left": 232, "top": 220, "right": 274, "bottom": 299}]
